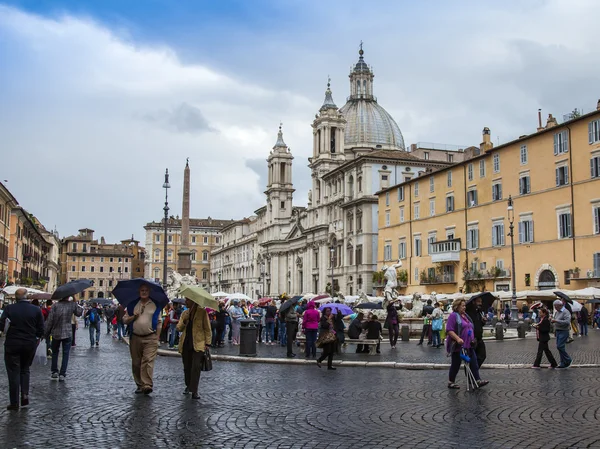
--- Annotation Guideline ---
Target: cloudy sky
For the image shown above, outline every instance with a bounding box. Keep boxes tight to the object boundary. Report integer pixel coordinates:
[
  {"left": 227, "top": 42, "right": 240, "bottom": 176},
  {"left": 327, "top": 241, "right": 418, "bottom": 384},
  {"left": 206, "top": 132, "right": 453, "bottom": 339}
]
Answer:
[{"left": 1, "top": 0, "right": 597, "bottom": 243}]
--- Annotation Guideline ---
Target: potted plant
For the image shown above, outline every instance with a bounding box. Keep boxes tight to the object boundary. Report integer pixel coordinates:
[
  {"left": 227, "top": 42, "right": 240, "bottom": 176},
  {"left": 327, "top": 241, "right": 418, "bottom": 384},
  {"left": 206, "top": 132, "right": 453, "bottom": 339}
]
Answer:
[
  {"left": 570, "top": 267, "right": 580, "bottom": 279},
  {"left": 398, "top": 269, "right": 408, "bottom": 285}
]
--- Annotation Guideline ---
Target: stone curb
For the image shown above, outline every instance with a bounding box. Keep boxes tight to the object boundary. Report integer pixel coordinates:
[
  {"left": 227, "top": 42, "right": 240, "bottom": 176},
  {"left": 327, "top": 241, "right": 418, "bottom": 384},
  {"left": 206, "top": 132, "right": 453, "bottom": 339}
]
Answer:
[{"left": 154, "top": 347, "right": 598, "bottom": 370}]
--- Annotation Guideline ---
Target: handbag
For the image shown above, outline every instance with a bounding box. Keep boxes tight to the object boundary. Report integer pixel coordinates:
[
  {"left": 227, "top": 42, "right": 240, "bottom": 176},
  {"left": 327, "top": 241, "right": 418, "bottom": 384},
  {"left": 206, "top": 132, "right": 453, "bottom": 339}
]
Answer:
[
  {"left": 316, "top": 331, "right": 337, "bottom": 348},
  {"left": 358, "top": 330, "right": 368, "bottom": 340},
  {"left": 432, "top": 318, "right": 443, "bottom": 331},
  {"left": 201, "top": 348, "right": 213, "bottom": 372}
]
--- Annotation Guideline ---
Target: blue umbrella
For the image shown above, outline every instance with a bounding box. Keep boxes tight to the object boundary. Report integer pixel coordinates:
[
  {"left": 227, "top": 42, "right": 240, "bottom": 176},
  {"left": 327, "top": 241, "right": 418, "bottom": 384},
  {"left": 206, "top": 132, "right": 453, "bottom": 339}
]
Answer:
[
  {"left": 51, "top": 279, "right": 93, "bottom": 299},
  {"left": 112, "top": 279, "right": 169, "bottom": 309},
  {"left": 319, "top": 303, "right": 353, "bottom": 316}
]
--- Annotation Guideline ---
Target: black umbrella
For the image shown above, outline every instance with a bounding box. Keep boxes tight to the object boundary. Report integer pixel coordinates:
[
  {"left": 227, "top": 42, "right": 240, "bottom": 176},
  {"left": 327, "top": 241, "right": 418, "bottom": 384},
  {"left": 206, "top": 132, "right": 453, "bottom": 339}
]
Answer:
[
  {"left": 172, "top": 298, "right": 186, "bottom": 305},
  {"left": 87, "top": 298, "right": 113, "bottom": 306},
  {"left": 51, "top": 279, "right": 93, "bottom": 299},
  {"left": 279, "top": 296, "right": 300, "bottom": 314},
  {"left": 355, "top": 302, "right": 383, "bottom": 310},
  {"left": 466, "top": 292, "right": 496, "bottom": 311},
  {"left": 554, "top": 291, "right": 572, "bottom": 304}
]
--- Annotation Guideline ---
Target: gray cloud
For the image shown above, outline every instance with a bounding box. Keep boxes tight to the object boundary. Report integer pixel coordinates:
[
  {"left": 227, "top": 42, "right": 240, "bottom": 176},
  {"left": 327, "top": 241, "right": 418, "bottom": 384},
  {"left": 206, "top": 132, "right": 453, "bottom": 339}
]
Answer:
[{"left": 141, "top": 102, "right": 216, "bottom": 134}]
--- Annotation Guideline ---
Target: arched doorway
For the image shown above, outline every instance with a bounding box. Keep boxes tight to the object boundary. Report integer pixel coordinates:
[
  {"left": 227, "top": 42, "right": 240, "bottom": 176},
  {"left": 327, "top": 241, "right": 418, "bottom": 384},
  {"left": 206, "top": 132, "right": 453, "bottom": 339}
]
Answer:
[
  {"left": 538, "top": 270, "right": 556, "bottom": 290},
  {"left": 98, "top": 291, "right": 104, "bottom": 298}
]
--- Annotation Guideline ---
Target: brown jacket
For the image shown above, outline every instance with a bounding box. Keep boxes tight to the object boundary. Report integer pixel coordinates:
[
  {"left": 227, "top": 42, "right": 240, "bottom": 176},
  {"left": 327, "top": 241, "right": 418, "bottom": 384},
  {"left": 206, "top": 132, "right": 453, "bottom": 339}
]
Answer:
[{"left": 176, "top": 306, "right": 211, "bottom": 354}]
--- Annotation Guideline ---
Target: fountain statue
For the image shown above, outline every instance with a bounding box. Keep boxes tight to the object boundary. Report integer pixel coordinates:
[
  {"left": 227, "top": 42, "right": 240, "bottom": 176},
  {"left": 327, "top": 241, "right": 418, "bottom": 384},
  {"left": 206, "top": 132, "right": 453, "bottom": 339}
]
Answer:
[
  {"left": 165, "top": 271, "right": 200, "bottom": 299},
  {"left": 402, "top": 292, "right": 424, "bottom": 318},
  {"left": 382, "top": 260, "right": 403, "bottom": 309}
]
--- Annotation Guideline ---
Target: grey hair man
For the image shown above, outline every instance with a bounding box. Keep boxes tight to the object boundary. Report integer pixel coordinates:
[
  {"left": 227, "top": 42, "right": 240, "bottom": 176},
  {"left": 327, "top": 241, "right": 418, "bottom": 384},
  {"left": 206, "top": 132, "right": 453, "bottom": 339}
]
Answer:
[{"left": 551, "top": 299, "right": 572, "bottom": 368}]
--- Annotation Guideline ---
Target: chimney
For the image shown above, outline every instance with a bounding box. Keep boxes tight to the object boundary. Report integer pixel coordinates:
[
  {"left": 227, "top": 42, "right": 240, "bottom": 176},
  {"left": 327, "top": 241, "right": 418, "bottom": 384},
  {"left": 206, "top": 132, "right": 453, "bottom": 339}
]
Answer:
[
  {"left": 100, "top": 236, "right": 106, "bottom": 245},
  {"left": 480, "top": 127, "right": 493, "bottom": 152},
  {"left": 410, "top": 143, "right": 417, "bottom": 152},
  {"left": 597, "top": 99, "right": 600, "bottom": 111},
  {"left": 537, "top": 109, "right": 544, "bottom": 132},
  {"left": 545, "top": 114, "right": 558, "bottom": 129}
]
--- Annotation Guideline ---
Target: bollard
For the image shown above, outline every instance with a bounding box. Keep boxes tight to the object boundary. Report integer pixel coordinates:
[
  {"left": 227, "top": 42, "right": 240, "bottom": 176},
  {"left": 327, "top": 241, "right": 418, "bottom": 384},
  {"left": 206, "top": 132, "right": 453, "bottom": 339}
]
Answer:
[
  {"left": 491, "top": 317, "right": 498, "bottom": 327},
  {"left": 401, "top": 324, "right": 410, "bottom": 342},
  {"left": 495, "top": 322, "right": 504, "bottom": 340},
  {"left": 517, "top": 320, "right": 526, "bottom": 338},
  {"left": 524, "top": 318, "right": 531, "bottom": 332}
]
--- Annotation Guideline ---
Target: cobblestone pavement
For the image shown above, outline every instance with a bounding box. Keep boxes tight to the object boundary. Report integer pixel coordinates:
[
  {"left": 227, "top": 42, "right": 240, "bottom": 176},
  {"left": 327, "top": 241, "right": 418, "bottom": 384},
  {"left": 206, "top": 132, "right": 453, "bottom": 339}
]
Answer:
[
  {"left": 205, "top": 329, "right": 600, "bottom": 366},
  {"left": 1, "top": 324, "right": 600, "bottom": 448}
]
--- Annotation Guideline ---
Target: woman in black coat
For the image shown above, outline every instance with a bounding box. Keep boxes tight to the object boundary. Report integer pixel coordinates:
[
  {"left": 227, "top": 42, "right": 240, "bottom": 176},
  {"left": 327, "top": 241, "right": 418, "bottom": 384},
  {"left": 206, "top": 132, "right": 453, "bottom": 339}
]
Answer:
[
  {"left": 532, "top": 307, "right": 558, "bottom": 368},
  {"left": 316, "top": 307, "right": 337, "bottom": 370}
]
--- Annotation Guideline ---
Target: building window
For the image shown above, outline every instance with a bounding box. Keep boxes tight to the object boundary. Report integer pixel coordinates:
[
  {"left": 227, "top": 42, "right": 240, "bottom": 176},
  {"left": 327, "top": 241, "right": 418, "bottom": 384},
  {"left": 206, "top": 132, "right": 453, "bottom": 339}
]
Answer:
[
  {"left": 446, "top": 196, "right": 455, "bottom": 212},
  {"left": 591, "top": 156, "right": 600, "bottom": 178},
  {"left": 414, "top": 182, "right": 419, "bottom": 197},
  {"left": 399, "top": 206, "right": 405, "bottom": 223},
  {"left": 280, "top": 201, "right": 285, "bottom": 209},
  {"left": 167, "top": 250, "right": 173, "bottom": 261},
  {"left": 429, "top": 176, "right": 434, "bottom": 193},
  {"left": 99, "top": 280, "right": 103, "bottom": 287},
  {"left": 447, "top": 171, "right": 452, "bottom": 187},
  {"left": 91, "top": 266, "right": 95, "bottom": 272},
  {"left": 100, "top": 266, "right": 104, "bottom": 273},
  {"left": 385, "top": 192, "right": 390, "bottom": 206},
  {"left": 125, "top": 267, "right": 129, "bottom": 273},
  {"left": 191, "top": 236, "right": 196, "bottom": 244},
  {"left": 356, "top": 245, "right": 363, "bottom": 265},
  {"left": 414, "top": 267, "right": 419, "bottom": 282},
  {"left": 118, "top": 267, "right": 122, "bottom": 273},
  {"left": 397, "top": 186, "right": 404, "bottom": 201},
  {"left": 110, "top": 258, "right": 114, "bottom": 262},
  {"left": 554, "top": 130, "right": 569, "bottom": 155},
  {"left": 398, "top": 240, "right": 406, "bottom": 259},
  {"left": 81, "top": 266, "right": 86, "bottom": 272},
  {"left": 191, "top": 251, "right": 196, "bottom": 261},
  {"left": 155, "top": 234, "right": 160, "bottom": 243},
  {"left": 385, "top": 211, "right": 390, "bottom": 227},
  {"left": 424, "top": 152, "right": 430, "bottom": 160},
  {"left": 492, "top": 183, "right": 503, "bottom": 201},
  {"left": 202, "top": 270, "right": 208, "bottom": 280},
  {"left": 467, "top": 228, "right": 479, "bottom": 250},
  {"left": 519, "top": 175, "right": 531, "bottom": 195},
  {"left": 493, "top": 153, "right": 500, "bottom": 173},
  {"left": 357, "top": 211, "right": 363, "bottom": 232},
  {"left": 109, "top": 267, "right": 114, "bottom": 273},
  {"left": 72, "top": 243, "right": 77, "bottom": 252},
  {"left": 414, "top": 203, "right": 420, "bottom": 219},
  {"left": 448, "top": 154, "right": 454, "bottom": 163},
  {"left": 168, "top": 235, "right": 173, "bottom": 243},
  {"left": 358, "top": 177, "right": 362, "bottom": 192},
  {"left": 556, "top": 166, "right": 569, "bottom": 186},
  {"left": 520, "top": 145, "right": 528, "bottom": 165},
  {"left": 414, "top": 236, "right": 422, "bottom": 257},
  {"left": 519, "top": 219, "right": 534, "bottom": 243},
  {"left": 347, "top": 214, "right": 354, "bottom": 232},
  {"left": 108, "top": 280, "right": 113, "bottom": 287},
  {"left": 590, "top": 119, "right": 600, "bottom": 144},
  {"left": 467, "top": 190, "right": 478, "bottom": 207},
  {"left": 429, "top": 199, "right": 435, "bottom": 217},
  {"left": 558, "top": 211, "right": 572, "bottom": 239},
  {"left": 593, "top": 206, "right": 600, "bottom": 235},
  {"left": 468, "top": 163, "right": 473, "bottom": 181},
  {"left": 384, "top": 243, "right": 392, "bottom": 261},
  {"left": 153, "top": 268, "right": 160, "bottom": 280},
  {"left": 71, "top": 266, "right": 75, "bottom": 272},
  {"left": 492, "top": 222, "right": 505, "bottom": 247},
  {"left": 427, "top": 233, "right": 436, "bottom": 254},
  {"left": 479, "top": 160, "right": 486, "bottom": 178},
  {"left": 594, "top": 253, "right": 600, "bottom": 277},
  {"left": 381, "top": 174, "right": 389, "bottom": 188},
  {"left": 202, "top": 251, "right": 209, "bottom": 262}
]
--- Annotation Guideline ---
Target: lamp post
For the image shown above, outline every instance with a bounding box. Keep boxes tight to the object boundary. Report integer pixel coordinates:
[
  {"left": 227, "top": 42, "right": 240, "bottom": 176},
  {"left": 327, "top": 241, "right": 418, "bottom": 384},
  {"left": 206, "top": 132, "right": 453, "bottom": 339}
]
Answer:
[
  {"left": 330, "top": 246, "right": 335, "bottom": 296},
  {"left": 507, "top": 195, "right": 518, "bottom": 321},
  {"left": 162, "top": 169, "right": 170, "bottom": 287},
  {"left": 260, "top": 261, "right": 265, "bottom": 297}
]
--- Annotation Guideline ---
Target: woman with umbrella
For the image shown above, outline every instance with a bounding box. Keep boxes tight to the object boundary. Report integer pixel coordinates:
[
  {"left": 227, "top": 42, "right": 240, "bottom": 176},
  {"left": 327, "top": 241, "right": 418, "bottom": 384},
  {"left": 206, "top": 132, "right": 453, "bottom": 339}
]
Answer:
[
  {"left": 176, "top": 297, "right": 211, "bottom": 400},
  {"left": 316, "top": 307, "right": 337, "bottom": 370}
]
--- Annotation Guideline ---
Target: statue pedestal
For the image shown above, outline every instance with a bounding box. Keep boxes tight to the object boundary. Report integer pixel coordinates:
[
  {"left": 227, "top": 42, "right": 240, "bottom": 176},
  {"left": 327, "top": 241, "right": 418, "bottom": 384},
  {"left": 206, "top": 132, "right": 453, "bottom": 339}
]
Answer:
[{"left": 177, "top": 249, "right": 192, "bottom": 275}]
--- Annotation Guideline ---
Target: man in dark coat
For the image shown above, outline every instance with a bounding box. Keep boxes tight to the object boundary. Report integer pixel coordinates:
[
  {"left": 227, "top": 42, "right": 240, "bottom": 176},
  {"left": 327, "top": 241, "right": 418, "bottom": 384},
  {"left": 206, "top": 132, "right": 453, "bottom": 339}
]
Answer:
[{"left": 466, "top": 296, "right": 487, "bottom": 367}]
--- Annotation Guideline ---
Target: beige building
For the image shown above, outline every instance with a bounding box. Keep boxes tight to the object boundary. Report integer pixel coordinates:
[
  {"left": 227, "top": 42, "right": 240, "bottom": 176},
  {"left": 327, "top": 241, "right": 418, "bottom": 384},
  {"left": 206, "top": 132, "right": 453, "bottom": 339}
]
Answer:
[
  {"left": 144, "top": 217, "right": 230, "bottom": 289},
  {"left": 409, "top": 142, "right": 469, "bottom": 164},
  {"left": 39, "top": 226, "right": 61, "bottom": 293},
  {"left": 60, "top": 229, "right": 143, "bottom": 300},
  {"left": 378, "top": 100, "right": 600, "bottom": 295},
  {"left": 0, "top": 182, "right": 18, "bottom": 285}
]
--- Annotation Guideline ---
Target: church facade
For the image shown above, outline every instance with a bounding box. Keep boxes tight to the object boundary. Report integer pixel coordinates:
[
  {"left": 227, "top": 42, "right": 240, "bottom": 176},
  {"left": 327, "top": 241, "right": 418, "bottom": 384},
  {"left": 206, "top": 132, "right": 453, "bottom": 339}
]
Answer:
[{"left": 210, "top": 48, "right": 451, "bottom": 297}]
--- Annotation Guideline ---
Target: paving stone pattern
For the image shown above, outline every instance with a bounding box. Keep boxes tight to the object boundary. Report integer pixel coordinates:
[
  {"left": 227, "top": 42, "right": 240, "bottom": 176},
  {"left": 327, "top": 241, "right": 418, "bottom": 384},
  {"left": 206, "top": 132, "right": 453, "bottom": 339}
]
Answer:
[{"left": 1, "top": 326, "right": 599, "bottom": 448}]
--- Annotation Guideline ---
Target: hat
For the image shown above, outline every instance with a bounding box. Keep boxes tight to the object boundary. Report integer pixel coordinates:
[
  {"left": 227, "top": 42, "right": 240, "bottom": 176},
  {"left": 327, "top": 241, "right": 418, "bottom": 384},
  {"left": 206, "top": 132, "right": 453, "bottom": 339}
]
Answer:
[
  {"left": 232, "top": 299, "right": 239, "bottom": 305},
  {"left": 553, "top": 299, "right": 563, "bottom": 306}
]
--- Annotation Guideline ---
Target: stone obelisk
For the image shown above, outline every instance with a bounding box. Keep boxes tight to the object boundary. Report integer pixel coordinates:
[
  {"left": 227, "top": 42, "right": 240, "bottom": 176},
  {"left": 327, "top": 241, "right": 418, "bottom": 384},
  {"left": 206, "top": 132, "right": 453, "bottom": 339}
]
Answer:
[{"left": 177, "top": 158, "right": 192, "bottom": 274}]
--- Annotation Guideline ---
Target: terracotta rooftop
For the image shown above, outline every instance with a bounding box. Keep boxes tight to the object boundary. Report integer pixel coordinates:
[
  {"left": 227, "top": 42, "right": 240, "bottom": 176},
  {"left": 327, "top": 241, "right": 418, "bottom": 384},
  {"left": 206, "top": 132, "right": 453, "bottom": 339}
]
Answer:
[{"left": 144, "top": 217, "right": 232, "bottom": 229}]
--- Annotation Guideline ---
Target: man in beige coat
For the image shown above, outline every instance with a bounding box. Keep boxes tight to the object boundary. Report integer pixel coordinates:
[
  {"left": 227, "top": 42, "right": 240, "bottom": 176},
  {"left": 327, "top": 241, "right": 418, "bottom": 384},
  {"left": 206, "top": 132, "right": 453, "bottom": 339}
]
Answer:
[{"left": 177, "top": 298, "right": 211, "bottom": 400}]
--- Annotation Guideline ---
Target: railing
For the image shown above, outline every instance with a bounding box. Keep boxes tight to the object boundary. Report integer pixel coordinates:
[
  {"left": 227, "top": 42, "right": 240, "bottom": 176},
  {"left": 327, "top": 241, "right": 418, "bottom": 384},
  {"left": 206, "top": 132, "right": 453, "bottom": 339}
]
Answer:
[
  {"left": 430, "top": 239, "right": 461, "bottom": 263},
  {"left": 465, "top": 268, "right": 511, "bottom": 279},
  {"left": 420, "top": 274, "right": 456, "bottom": 285}
]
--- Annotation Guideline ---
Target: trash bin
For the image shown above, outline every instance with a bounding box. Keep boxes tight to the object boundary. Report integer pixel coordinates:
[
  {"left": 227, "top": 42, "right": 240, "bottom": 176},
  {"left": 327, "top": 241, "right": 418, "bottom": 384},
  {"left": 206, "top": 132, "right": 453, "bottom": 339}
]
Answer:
[
  {"left": 239, "top": 319, "right": 257, "bottom": 357},
  {"left": 495, "top": 322, "right": 504, "bottom": 340},
  {"left": 401, "top": 324, "right": 410, "bottom": 342}
]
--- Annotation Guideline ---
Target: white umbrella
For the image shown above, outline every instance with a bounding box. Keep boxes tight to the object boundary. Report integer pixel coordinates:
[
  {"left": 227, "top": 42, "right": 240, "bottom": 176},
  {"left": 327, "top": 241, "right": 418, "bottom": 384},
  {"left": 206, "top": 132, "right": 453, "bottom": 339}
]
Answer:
[
  {"left": 228, "top": 293, "right": 252, "bottom": 301},
  {"left": 569, "top": 301, "right": 583, "bottom": 312},
  {"left": 212, "top": 291, "right": 230, "bottom": 298},
  {"left": 1, "top": 286, "right": 44, "bottom": 295}
]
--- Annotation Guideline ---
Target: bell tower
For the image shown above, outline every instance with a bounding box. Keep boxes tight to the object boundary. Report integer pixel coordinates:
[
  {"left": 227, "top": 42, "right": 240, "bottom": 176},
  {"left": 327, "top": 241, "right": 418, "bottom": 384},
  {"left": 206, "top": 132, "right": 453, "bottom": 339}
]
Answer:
[{"left": 266, "top": 124, "right": 294, "bottom": 222}]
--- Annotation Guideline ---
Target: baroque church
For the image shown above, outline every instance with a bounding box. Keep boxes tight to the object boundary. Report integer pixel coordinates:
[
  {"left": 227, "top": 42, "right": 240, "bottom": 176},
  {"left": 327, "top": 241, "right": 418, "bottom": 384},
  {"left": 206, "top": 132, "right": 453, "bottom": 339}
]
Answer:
[{"left": 210, "top": 47, "right": 451, "bottom": 297}]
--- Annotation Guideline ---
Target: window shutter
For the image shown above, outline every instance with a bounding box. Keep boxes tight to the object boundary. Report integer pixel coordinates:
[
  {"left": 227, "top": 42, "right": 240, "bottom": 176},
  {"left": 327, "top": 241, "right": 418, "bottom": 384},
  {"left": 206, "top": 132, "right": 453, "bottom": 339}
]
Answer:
[
  {"left": 451, "top": 196, "right": 454, "bottom": 211},
  {"left": 501, "top": 224, "right": 505, "bottom": 246},
  {"left": 554, "top": 133, "right": 558, "bottom": 155},
  {"left": 594, "top": 253, "right": 600, "bottom": 273},
  {"left": 518, "top": 221, "right": 524, "bottom": 243},
  {"left": 564, "top": 131, "right": 569, "bottom": 153},
  {"left": 565, "top": 167, "right": 569, "bottom": 184},
  {"left": 474, "top": 190, "right": 478, "bottom": 205},
  {"left": 590, "top": 122, "right": 594, "bottom": 144},
  {"left": 498, "top": 184, "right": 502, "bottom": 200},
  {"left": 530, "top": 220, "right": 534, "bottom": 242},
  {"left": 519, "top": 178, "right": 523, "bottom": 194},
  {"left": 555, "top": 168, "right": 559, "bottom": 186},
  {"left": 475, "top": 230, "right": 479, "bottom": 248},
  {"left": 492, "top": 227, "right": 497, "bottom": 247},
  {"left": 595, "top": 208, "right": 600, "bottom": 234},
  {"left": 467, "top": 230, "right": 472, "bottom": 249},
  {"left": 526, "top": 177, "right": 530, "bottom": 193}
]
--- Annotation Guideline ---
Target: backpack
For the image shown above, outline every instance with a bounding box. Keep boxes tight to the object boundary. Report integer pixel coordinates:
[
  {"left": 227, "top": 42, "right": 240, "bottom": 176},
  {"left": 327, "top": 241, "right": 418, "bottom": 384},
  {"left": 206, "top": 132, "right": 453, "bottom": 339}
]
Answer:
[{"left": 89, "top": 309, "right": 98, "bottom": 324}]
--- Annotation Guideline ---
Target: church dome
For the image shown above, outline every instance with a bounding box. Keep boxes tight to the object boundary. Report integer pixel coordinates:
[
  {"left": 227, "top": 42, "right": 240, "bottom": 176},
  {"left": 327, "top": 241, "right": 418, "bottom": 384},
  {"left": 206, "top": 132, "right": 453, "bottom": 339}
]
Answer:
[{"left": 339, "top": 46, "right": 405, "bottom": 150}]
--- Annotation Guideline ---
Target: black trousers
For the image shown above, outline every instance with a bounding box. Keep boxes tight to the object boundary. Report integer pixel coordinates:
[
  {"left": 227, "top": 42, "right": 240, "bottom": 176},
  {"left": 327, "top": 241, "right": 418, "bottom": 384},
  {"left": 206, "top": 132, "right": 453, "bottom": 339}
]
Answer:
[
  {"left": 286, "top": 322, "right": 297, "bottom": 356},
  {"left": 533, "top": 340, "right": 558, "bottom": 367},
  {"left": 419, "top": 324, "right": 432, "bottom": 343},
  {"left": 4, "top": 343, "right": 37, "bottom": 406},
  {"left": 181, "top": 349, "right": 204, "bottom": 394},
  {"left": 474, "top": 338, "right": 486, "bottom": 368},
  {"left": 318, "top": 342, "right": 335, "bottom": 367}
]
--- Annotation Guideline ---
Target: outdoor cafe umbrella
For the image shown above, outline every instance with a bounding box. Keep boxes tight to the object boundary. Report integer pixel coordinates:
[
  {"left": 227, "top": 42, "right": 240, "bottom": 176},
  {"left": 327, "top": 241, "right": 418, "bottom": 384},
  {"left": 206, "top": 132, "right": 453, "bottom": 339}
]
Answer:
[
  {"left": 51, "top": 279, "right": 93, "bottom": 300},
  {"left": 355, "top": 302, "right": 383, "bottom": 310},
  {"left": 319, "top": 303, "right": 353, "bottom": 316},
  {"left": 112, "top": 279, "right": 169, "bottom": 309},
  {"left": 179, "top": 285, "right": 219, "bottom": 309},
  {"left": 279, "top": 296, "right": 300, "bottom": 314}
]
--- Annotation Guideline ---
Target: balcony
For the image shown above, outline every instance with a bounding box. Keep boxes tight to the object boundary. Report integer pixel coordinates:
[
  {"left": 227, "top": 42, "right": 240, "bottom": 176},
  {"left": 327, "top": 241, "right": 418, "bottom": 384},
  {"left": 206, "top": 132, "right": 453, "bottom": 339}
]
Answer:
[
  {"left": 420, "top": 273, "right": 456, "bottom": 285},
  {"left": 464, "top": 268, "right": 511, "bottom": 281},
  {"left": 430, "top": 239, "right": 461, "bottom": 263}
]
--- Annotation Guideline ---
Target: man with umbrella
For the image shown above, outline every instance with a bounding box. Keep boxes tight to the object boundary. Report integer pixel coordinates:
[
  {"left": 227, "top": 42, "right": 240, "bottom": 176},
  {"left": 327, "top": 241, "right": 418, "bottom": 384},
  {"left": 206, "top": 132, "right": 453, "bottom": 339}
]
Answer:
[
  {"left": 45, "top": 294, "right": 83, "bottom": 381},
  {"left": 466, "top": 292, "right": 492, "bottom": 368},
  {"left": 120, "top": 282, "right": 165, "bottom": 394}
]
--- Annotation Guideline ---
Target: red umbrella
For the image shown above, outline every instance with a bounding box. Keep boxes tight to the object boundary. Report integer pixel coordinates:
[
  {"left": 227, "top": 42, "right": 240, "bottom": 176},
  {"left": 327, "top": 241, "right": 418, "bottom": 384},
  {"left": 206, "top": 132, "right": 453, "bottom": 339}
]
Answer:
[
  {"left": 312, "top": 294, "right": 329, "bottom": 302},
  {"left": 258, "top": 297, "right": 272, "bottom": 306}
]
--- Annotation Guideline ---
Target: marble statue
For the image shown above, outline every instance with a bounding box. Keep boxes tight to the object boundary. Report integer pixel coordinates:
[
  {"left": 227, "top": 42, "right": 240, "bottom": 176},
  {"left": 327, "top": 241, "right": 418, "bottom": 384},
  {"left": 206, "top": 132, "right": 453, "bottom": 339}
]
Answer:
[
  {"left": 402, "top": 292, "right": 423, "bottom": 318},
  {"left": 382, "top": 260, "right": 403, "bottom": 309},
  {"left": 165, "top": 271, "right": 200, "bottom": 300},
  {"left": 308, "top": 189, "right": 312, "bottom": 203}
]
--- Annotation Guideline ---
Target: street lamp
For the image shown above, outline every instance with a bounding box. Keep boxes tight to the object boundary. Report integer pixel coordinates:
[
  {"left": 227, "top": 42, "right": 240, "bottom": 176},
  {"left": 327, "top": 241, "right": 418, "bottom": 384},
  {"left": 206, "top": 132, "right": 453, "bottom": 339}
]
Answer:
[
  {"left": 162, "top": 169, "right": 170, "bottom": 287},
  {"left": 260, "top": 261, "right": 265, "bottom": 297},
  {"left": 330, "top": 246, "right": 335, "bottom": 297},
  {"left": 507, "top": 195, "right": 518, "bottom": 321}
]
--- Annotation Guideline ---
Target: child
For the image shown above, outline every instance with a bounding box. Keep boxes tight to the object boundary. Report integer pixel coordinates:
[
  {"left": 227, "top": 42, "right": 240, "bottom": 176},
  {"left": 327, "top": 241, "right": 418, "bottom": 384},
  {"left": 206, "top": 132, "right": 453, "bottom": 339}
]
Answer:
[{"left": 531, "top": 307, "right": 558, "bottom": 369}]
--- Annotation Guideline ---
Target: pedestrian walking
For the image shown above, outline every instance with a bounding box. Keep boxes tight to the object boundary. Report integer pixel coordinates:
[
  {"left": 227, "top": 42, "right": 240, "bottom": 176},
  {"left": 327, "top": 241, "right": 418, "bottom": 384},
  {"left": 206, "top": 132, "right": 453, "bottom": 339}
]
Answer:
[
  {"left": 445, "top": 298, "right": 489, "bottom": 390},
  {"left": 334, "top": 309, "right": 345, "bottom": 351},
  {"left": 531, "top": 307, "right": 558, "bottom": 369},
  {"left": 229, "top": 300, "right": 244, "bottom": 345},
  {"left": 177, "top": 298, "right": 211, "bottom": 400},
  {"left": 168, "top": 304, "right": 181, "bottom": 349},
  {"left": 386, "top": 300, "right": 400, "bottom": 349},
  {"left": 284, "top": 300, "right": 299, "bottom": 358},
  {"left": 71, "top": 313, "right": 78, "bottom": 347},
  {"left": 551, "top": 300, "right": 572, "bottom": 369},
  {"left": 431, "top": 302, "right": 444, "bottom": 348},
  {"left": 44, "top": 296, "right": 83, "bottom": 381},
  {"left": 123, "top": 283, "right": 162, "bottom": 394},
  {"left": 466, "top": 296, "right": 487, "bottom": 367},
  {"left": 86, "top": 302, "right": 101, "bottom": 347},
  {"left": 417, "top": 299, "right": 435, "bottom": 346},
  {"left": 116, "top": 304, "right": 126, "bottom": 341},
  {"left": 0, "top": 288, "right": 44, "bottom": 410},
  {"left": 215, "top": 303, "right": 228, "bottom": 347},
  {"left": 302, "top": 301, "right": 320, "bottom": 358},
  {"left": 316, "top": 307, "right": 337, "bottom": 370},
  {"left": 249, "top": 301, "right": 264, "bottom": 343},
  {"left": 104, "top": 306, "right": 116, "bottom": 335},
  {"left": 578, "top": 307, "right": 589, "bottom": 336},
  {"left": 264, "top": 301, "right": 277, "bottom": 345}
]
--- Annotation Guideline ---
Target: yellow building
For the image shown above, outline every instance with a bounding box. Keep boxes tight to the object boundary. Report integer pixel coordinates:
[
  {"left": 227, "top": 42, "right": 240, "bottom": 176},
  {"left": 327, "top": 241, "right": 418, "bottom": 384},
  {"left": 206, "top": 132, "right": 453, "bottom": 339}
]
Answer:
[
  {"left": 378, "top": 101, "right": 600, "bottom": 295},
  {"left": 0, "top": 182, "right": 18, "bottom": 285}
]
